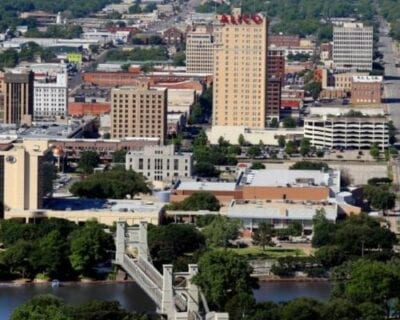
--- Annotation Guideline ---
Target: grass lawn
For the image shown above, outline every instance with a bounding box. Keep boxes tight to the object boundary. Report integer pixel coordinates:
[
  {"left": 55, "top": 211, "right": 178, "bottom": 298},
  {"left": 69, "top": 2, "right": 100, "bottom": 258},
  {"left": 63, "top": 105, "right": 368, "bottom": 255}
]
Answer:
[{"left": 226, "top": 246, "right": 306, "bottom": 259}]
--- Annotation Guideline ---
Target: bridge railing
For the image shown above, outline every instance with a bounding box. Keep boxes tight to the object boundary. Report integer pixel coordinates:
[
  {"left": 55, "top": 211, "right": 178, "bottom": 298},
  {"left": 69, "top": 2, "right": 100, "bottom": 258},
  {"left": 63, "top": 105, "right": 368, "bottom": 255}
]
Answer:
[
  {"left": 136, "top": 257, "right": 163, "bottom": 290},
  {"left": 122, "top": 254, "right": 162, "bottom": 306}
]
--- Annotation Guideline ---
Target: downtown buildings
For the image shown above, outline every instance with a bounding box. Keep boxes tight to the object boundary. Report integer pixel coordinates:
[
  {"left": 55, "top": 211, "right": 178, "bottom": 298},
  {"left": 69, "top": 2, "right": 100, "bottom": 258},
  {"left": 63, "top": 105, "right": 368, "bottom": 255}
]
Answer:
[
  {"left": 333, "top": 22, "right": 373, "bottom": 71},
  {"left": 212, "top": 8, "right": 268, "bottom": 129},
  {"left": 111, "top": 81, "right": 167, "bottom": 142}
]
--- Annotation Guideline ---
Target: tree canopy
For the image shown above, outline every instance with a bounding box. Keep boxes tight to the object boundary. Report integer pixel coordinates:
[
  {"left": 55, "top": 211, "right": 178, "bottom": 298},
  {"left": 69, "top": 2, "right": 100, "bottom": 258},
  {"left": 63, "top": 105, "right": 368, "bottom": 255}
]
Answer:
[
  {"left": 70, "top": 167, "right": 150, "bottom": 199},
  {"left": 11, "top": 294, "right": 152, "bottom": 320},
  {"left": 167, "top": 192, "right": 220, "bottom": 211}
]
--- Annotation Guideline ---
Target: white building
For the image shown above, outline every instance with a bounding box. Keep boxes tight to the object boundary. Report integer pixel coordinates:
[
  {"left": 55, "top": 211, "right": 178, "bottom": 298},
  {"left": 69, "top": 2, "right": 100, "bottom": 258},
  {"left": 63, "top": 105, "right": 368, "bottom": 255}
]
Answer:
[
  {"left": 333, "top": 22, "right": 373, "bottom": 71},
  {"left": 126, "top": 144, "right": 192, "bottom": 183},
  {"left": 34, "top": 71, "right": 68, "bottom": 120},
  {"left": 304, "top": 115, "right": 389, "bottom": 150},
  {"left": 186, "top": 24, "right": 214, "bottom": 74}
]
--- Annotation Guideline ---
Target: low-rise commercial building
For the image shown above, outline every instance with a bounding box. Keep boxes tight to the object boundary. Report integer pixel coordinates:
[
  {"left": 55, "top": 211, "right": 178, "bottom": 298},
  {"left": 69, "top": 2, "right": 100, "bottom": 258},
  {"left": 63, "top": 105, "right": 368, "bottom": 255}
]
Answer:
[
  {"left": 126, "top": 145, "right": 192, "bottom": 183},
  {"left": 5, "top": 198, "right": 162, "bottom": 226},
  {"left": 171, "top": 168, "right": 340, "bottom": 204},
  {"left": 304, "top": 115, "right": 389, "bottom": 150},
  {"left": 227, "top": 199, "right": 338, "bottom": 234}
]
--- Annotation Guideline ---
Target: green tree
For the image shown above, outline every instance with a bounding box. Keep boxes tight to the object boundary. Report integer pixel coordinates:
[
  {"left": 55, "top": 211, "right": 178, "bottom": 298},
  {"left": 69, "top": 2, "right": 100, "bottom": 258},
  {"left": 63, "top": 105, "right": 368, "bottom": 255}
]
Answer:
[
  {"left": 1, "top": 240, "right": 34, "bottom": 278},
  {"left": 370, "top": 143, "right": 380, "bottom": 160},
  {"left": 238, "top": 134, "right": 246, "bottom": 146},
  {"left": 283, "top": 117, "right": 297, "bottom": 128},
  {"left": 168, "top": 192, "right": 220, "bottom": 211},
  {"left": 148, "top": 224, "right": 205, "bottom": 268},
  {"left": 321, "top": 298, "right": 361, "bottom": 320},
  {"left": 269, "top": 118, "right": 279, "bottom": 128},
  {"left": 193, "top": 162, "right": 219, "bottom": 178},
  {"left": 304, "top": 81, "right": 322, "bottom": 100},
  {"left": 290, "top": 161, "right": 330, "bottom": 170},
  {"left": 193, "top": 250, "right": 258, "bottom": 309},
  {"left": 247, "top": 145, "right": 262, "bottom": 158},
  {"left": 78, "top": 151, "right": 99, "bottom": 174},
  {"left": 312, "top": 209, "right": 336, "bottom": 248},
  {"left": 285, "top": 140, "right": 297, "bottom": 155},
  {"left": 281, "top": 298, "right": 323, "bottom": 320},
  {"left": 250, "top": 162, "right": 266, "bottom": 170},
  {"left": 299, "top": 138, "right": 311, "bottom": 156},
  {"left": 332, "top": 260, "right": 400, "bottom": 317},
  {"left": 278, "top": 135, "right": 286, "bottom": 148},
  {"left": 202, "top": 216, "right": 240, "bottom": 247},
  {"left": 112, "top": 149, "right": 127, "bottom": 163},
  {"left": 252, "top": 222, "right": 273, "bottom": 250},
  {"left": 30, "top": 230, "right": 72, "bottom": 279},
  {"left": 69, "top": 221, "right": 114, "bottom": 276},
  {"left": 70, "top": 167, "right": 150, "bottom": 199},
  {"left": 172, "top": 52, "right": 186, "bottom": 66},
  {"left": 11, "top": 294, "right": 70, "bottom": 320}
]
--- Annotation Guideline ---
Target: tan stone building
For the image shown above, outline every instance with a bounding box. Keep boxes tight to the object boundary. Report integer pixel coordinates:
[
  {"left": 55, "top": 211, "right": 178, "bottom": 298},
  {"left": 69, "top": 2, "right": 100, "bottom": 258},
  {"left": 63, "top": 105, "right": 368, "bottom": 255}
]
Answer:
[
  {"left": 2, "top": 71, "right": 34, "bottom": 125},
  {"left": 0, "top": 140, "right": 51, "bottom": 211},
  {"left": 212, "top": 8, "right": 268, "bottom": 128},
  {"left": 111, "top": 82, "right": 167, "bottom": 142},
  {"left": 186, "top": 23, "right": 214, "bottom": 74}
]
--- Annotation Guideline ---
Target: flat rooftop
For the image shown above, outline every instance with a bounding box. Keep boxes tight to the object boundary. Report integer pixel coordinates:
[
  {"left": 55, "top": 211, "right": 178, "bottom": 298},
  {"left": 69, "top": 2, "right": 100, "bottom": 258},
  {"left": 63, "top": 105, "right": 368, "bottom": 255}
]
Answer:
[
  {"left": 227, "top": 199, "right": 337, "bottom": 221},
  {"left": 45, "top": 198, "right": 164, "bottom": 212},
  {"left": 240, "top": 169, "right": 331, "bottom": 188},
  {"left": 176, "top": 181, "right": 237, "bottom": 192}
]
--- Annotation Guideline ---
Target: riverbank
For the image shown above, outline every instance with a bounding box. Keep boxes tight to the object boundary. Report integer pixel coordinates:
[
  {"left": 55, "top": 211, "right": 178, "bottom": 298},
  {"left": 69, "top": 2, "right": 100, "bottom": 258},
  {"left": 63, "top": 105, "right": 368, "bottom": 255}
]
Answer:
[
  {"left": 257, "top": 276, "right": 329, "bottom": 282},
  {"left": 0, "top": 278, "right": 136, "bottom": 287}
]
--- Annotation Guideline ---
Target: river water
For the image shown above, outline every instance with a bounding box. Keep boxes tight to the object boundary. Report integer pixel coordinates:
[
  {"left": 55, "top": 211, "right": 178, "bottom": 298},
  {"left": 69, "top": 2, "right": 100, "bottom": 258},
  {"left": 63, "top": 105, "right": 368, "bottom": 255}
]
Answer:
[{"left": 0, "top": 281, "right": 331, "bottom": 319}]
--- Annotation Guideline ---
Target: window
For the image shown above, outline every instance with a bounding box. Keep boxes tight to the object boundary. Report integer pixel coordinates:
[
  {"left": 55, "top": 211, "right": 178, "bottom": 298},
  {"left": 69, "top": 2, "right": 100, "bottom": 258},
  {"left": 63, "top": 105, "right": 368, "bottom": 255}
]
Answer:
[
  {"left": 174, "top": 159, "right": 179, "bottom": 171},
  {"left": 139, "top": 158, "right": 143, "bottom": 170}
]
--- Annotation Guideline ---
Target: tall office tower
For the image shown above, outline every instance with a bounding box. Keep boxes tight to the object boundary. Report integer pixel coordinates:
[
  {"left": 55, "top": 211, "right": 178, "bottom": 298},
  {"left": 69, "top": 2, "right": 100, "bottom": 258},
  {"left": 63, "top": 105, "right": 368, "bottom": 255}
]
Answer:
[
  {"left": 213, "top": 8, "right": 268, "bottom": 128},
  {"left": 0, "top": 140, "right": 52, "bottom": 211},
  {"left": 267, "top": 48, "right": 285, "bottom": 120},
  {"left": 111, "top": 81, "right": 167, "bottom": 143},
  {"left": 333, "top": 22, "right": 373, "bottom": 71},
  {"left": 34, "top": 69, "right": 68, "bottom": 121},
  {"left": 3, "top": 71, "right": 34, "bottom": 125},
  {"left": 186, "top": 23, "right": 214, "bottom": 74}
]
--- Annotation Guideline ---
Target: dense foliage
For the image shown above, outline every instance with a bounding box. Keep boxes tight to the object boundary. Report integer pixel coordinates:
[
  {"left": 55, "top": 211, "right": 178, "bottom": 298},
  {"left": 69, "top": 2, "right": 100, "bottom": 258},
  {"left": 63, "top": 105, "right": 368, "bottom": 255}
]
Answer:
[
  {"left": 0, "top": 219, "right": 113, "bottom": 280},
  {"left": 106, "top": 47, "right": 169, "bottom": 62},
  {"left": 25, "top": 25, "right": 83, "bottom": 39},
  {"left": 167, "top": 192, "right": 221, "bottom": 211},
  {"left": 0, "top": 0, "right": 120, "bottom": 31},
  {"left": 196, "top": 0, "right": 374, "bottom": 40},
  {"left": 0, "top": 43, "right": 54, "bottom": 70},
  {"left": 70, "top": 167, "right": 150, "bottom": 199},
  {"left": 11, "top": 294, "right": 154, "bottom": 320},
  {"left": 148, "top": 224, "right": 205, "bottom": 269},
  {"left": 290, "top": 161, "right": 330, "bottom": 170}
]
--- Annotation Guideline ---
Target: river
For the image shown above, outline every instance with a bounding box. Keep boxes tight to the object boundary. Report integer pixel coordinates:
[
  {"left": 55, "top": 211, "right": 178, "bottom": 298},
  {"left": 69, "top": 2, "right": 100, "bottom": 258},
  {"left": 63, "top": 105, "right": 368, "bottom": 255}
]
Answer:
[{"left": 0, "top": 281, "right": 331, "bottom": 319}]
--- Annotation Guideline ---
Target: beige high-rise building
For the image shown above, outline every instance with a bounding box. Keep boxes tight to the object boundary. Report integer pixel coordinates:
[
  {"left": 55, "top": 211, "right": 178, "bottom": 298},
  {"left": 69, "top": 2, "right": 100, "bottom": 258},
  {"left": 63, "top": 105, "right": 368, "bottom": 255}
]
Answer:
[
  {"left": 0, "top": 140, "right": 52, "bottom": 211},
  {"left": 212, "top": 8, "right": 268, "bottom": 128},
  {"left": 3, "top": 71, "right": 34, "bottom": 125},
  {"left": 111, "top": 82, "right": 167, "bottom": 142},
  {"left": 186, "top": 23, "right": 214, "bottom": 74}
]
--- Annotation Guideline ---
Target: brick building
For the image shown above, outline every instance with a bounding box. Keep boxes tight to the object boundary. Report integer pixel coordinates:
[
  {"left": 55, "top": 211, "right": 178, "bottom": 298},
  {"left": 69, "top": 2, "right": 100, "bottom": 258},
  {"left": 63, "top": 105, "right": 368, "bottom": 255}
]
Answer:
[
  {"left": 162, "top": 27, "right": 185, "bottom": 46},
  {"left": 68, "top": 102, "right": 111, "bottom": 116},
  {"left": 351, "top": 75, "right": 383, "bottom": 105},
  {"left": 269, "top": 34, "right": 300, "bottom": 48},
  {"left": 267, "top": 48, "right": 285, "bottom": 120}
]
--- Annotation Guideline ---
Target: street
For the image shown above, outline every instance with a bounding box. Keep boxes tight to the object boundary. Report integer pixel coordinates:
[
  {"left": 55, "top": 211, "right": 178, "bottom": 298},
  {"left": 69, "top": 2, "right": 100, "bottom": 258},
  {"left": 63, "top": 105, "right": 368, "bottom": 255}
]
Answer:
[{"left": 379, "top": 18, "right": 400, "bottom": 139}]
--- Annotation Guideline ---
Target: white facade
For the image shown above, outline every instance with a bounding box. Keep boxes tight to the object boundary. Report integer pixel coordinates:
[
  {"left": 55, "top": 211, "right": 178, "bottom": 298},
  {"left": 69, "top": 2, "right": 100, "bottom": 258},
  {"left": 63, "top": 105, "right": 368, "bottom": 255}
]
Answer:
[
  {"left": 333, "top": 22, "right": 373, "bottom": 71},
  {"left": 186, "top": 25, "right": 214, "bottom": 74},
  {"left": 304, "top": 115, "right": 389, "bottom": 150},
  {"left": 126, "top": 145, "right": 192, "bottom": 183},
  {"left": 34, "top": 72, "right": 68, "bottom": 120}
]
